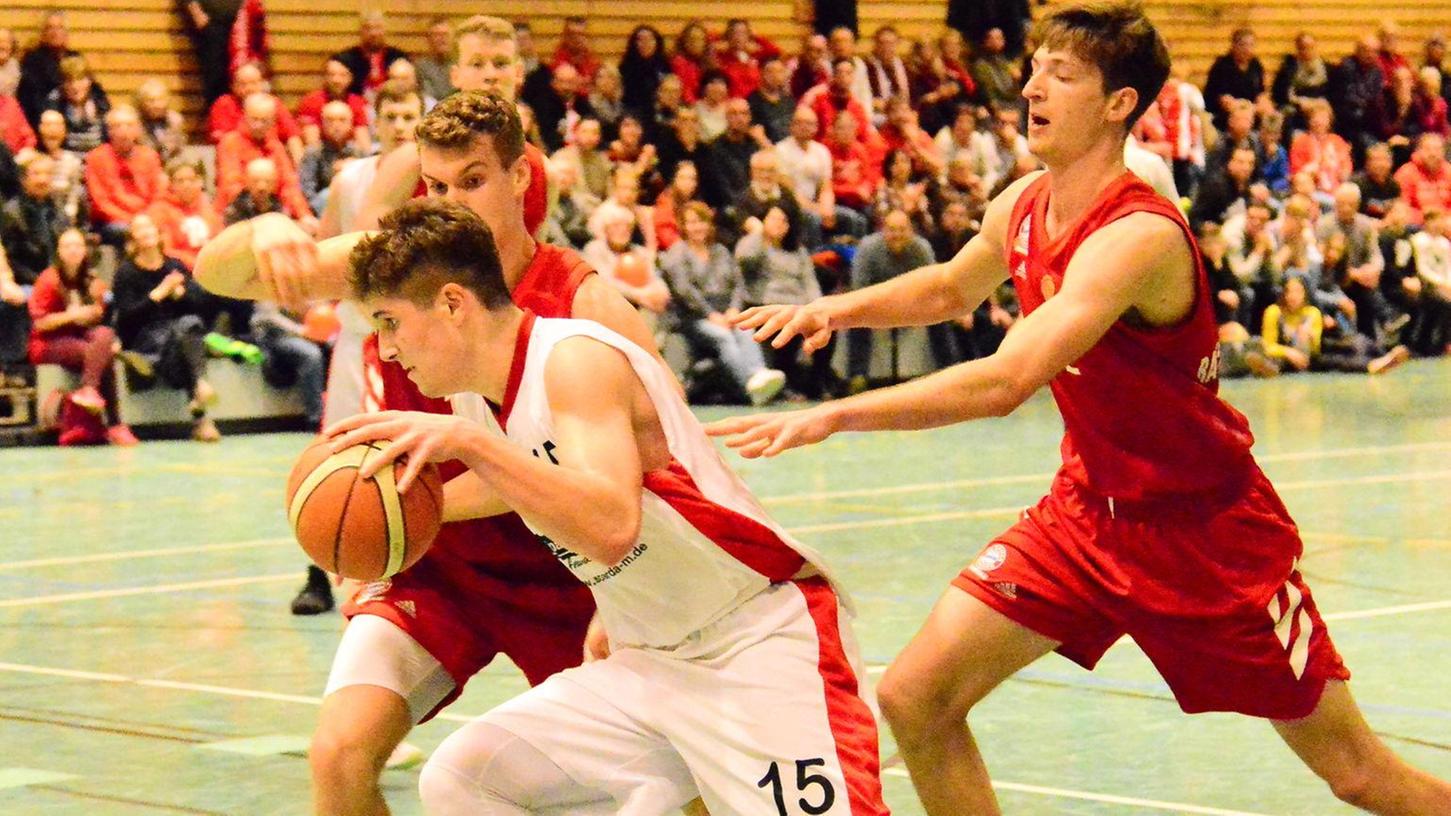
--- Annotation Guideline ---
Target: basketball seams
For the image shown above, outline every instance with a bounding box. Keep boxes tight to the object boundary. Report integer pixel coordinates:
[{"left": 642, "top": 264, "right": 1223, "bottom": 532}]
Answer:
[{"left": 287, "top": 439, "right": 441, "bottom": 581}]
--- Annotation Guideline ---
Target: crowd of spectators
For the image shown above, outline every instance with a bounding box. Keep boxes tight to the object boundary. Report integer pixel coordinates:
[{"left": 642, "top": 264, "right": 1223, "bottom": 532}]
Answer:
[{"left": 2, "top": 9, "right": 1448, "bottom": 445}]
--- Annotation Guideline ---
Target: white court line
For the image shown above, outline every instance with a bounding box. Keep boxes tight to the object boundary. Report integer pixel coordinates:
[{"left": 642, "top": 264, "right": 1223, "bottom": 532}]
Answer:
[
  {"left": 882, "top": 768, "right": 1273, "bottom": 816},
  {"left": 0, "top": 659, "right": 1271, "bottom": 813},
  {"left": 0, "top": 574, "right": 298, "bottom": 608},
  {"left": 0, "top": 538, "right": 293, "bottom": 572},
  {"left": 0, "top": 661, "right": 472, "bottom": 724},
  {"left": 4, "top": 442, "right": 1447, "bottom": 572},
  {"left": 762, "top": 441, "right": 1451, "bottom": 505}
]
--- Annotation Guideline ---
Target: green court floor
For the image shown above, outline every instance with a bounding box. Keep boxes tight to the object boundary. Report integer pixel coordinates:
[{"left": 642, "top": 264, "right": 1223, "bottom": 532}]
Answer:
[{"left": 1, "top": 360, "right": 1448, "bottom": 815}]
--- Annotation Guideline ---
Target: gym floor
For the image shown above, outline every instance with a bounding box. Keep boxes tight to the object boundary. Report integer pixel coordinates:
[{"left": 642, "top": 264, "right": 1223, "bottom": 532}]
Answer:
[{"left": 2, "top": 360, "right": 1448, "bottom": 815}]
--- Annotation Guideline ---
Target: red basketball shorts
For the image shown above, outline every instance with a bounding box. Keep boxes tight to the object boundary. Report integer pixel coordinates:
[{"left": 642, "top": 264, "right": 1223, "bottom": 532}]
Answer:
[{"left": 953, "top": 465, "right": 1349, "bottom": 720}]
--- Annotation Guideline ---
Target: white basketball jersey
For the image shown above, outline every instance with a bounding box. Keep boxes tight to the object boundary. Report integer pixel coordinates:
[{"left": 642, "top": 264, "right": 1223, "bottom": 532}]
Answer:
[{"left": 450, "top": 316, "right": 840, "bottom": 649}]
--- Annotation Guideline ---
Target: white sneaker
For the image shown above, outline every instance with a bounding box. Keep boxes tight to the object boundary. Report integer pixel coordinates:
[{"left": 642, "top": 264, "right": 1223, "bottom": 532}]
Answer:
[
  {"left": 385, "top": 741, "right": 426, "bottom": 770},
  {"left": 745, "top": 369, "right": 787, "bottom": 406}
]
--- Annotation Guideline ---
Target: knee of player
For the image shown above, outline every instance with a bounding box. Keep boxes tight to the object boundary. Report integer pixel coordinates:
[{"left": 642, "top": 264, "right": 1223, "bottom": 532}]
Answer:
[
  {"left": 308, "top": 724, "right": 386, "bottom": 782},
  {"left": 877, "top": 670, "right": 956, "bottom": 738},
  {"left": 1321, "top": 759, "right": 1384, "bottom": 810},
  {"left": 417, "top": 758, "right": 475, "bottom": 814}
]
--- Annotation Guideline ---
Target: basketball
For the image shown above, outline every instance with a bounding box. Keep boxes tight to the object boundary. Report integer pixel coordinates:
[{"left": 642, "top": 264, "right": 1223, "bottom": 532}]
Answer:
[
  {"left": 284, "top": 436, "right": 443, "bottom": 580},
  {"left": 302, "top": 302, "right": 342, "bottom": 344},
  {"left": 614, "top": 251, "right": 650, "bottom": 287}
]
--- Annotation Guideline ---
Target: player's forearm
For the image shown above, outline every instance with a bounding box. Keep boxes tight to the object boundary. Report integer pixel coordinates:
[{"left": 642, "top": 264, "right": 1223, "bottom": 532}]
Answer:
[
  {"left": 822, "top": 356, "right": 1026, "bottom": 434},
  {"left": 822, "top": 262, "right": 974, "bottom": 330},
  {"left": 459, "top": 432, "right": 640, "bottom": 566},
  {"left": 441, "top": 471, "right": 511, "bottom": 522}
]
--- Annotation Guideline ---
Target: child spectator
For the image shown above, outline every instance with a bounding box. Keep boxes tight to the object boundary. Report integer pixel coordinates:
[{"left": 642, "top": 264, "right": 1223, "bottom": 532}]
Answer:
[{"left": 146, "top": 155, "right": 223, "bottom": 271}]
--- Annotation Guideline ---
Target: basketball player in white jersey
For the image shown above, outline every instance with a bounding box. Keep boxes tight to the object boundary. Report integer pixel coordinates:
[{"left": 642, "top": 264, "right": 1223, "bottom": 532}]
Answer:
[
  {"left": 286, "top": 82, "right": 425, "bottom": 618},
  {"left": 323, "top": 198, "right": 890, "bottom": 816}
]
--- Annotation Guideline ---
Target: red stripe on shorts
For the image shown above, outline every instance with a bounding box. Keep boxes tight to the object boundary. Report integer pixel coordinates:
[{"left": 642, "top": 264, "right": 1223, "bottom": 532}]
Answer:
[{"left": 796, "top": 577, "right": 890, "bottom": 816}]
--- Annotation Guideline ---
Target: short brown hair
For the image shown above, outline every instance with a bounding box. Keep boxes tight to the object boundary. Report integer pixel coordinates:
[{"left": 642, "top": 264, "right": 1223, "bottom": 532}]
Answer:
[
  {"left": 374, "top": 78, "right": 421, "bottom": 115},
  {"left": 349, "top": 198, "right": 511, "bottom": 309},
  {"left": 1032, "top": 1, "right": 1170, "bottom": 129},
  {"left": 453, "top": 14, "right": 514, "bottom": 63},
  {"left": 416, "top": 90, "right": 525, "bottom": 167}
]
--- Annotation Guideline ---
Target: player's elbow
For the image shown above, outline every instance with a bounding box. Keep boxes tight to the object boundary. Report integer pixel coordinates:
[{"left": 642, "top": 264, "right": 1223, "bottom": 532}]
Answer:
[
  {"left": 593, "top": 502, "right": 642, "bottom": 567},
  {"left": 984, "top": 380, "right": 1030, "bottom": 418}
]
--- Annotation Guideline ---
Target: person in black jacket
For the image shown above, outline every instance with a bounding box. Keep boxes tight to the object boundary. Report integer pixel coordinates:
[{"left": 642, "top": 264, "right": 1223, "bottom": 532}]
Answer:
[
  {"left": 1271, "top": 32, "right": 1330, "bottom": 138},
  {"left": 619, "top": 25, "right": 671, "bottom": 120},
  {"left": 110, "top": 213, "right": 220, "bottom": 441},
  {"left": 331, "top": 11, "right": 409, "bottom": 97},
  {"left": 0, "top": 153, "right": 66, "bottom": 287},
  {"left": 1203, "top": 28, "right": 1266, "bottom": 131}
]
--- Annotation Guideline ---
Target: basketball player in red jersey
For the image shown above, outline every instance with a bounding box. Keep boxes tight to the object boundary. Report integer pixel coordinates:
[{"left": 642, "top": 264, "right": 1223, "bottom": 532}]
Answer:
[
  {"left": 197, "top": 92, "right": 670, "bottom": 815},
  {"left": 708, "top": 4, "right": 1451, "bottom": 814},
  {"left": 357, "top": 14, "right": 549, "bottom": 235}
]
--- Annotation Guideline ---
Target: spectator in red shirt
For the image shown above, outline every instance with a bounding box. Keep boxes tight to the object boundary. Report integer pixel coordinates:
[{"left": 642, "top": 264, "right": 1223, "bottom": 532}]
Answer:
[
  {"left": 790, "top": 34, "right": 831, "bottom": 100},
  {"left": 1378, "top": 21, "right": 1411, "bottom": 89},
  {"left": 85, "top": 105, "right": 165, "bottom": 245},
  {"left": 0, "top": 89, "right": 34, "bottom": 154},
  {"left": 1290, "top": 99, "right": 1353, "bottom": 194},
  {"left": 145, "top": 155, "right": 223, "bottom": 272},
  {"left": 716, "top": 19, "right": 781, "bottom": 100},
  {"left": 214, "top": 93, "right": 315, "bottom": 228},
  {"left": 805, "top": 58, "right": 874, "bottom": 144},
  {"left": 671, "top": 22, "right": 715, "bottom": 105},
  {"left": 1394, "top": 132, "right": 1451, "bottom": 222},
  {"left": 207, "top": 61, "right": 303, "bottom": 165},
  {"left": 879, "top": 95, "right": 944, "bottom": 178},
  {"left": 294, "top": 58, "right": 370, "bottom": 154},
  {"left": 28, "top": 227, "right": 135, "bottom": 445},
  {"left": 826, "top": 110, "right": 878, "bottom": 211},
  {"left": 551, "top": 16, "right": 601, "bottom": 92}
]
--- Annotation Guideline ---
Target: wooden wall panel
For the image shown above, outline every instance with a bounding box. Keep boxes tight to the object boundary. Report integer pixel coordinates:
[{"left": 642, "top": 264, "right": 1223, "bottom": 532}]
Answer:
[{"left": 4, "top": 1, "right": 1451, "bottom": 130}]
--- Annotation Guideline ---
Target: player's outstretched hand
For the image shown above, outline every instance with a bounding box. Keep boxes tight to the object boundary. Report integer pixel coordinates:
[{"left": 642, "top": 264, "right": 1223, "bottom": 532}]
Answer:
[
  {"left": 704, "top": 405, "right": 836, "bottom": 458},
  {"left": 324, "top": 411, "right": 478, "bottom": 494},
  {"left": 250, "top": 212, "right": 321, "bottom": 311},
  {"left": 733, "top": 302, "right": 834, "bottom": 352}
]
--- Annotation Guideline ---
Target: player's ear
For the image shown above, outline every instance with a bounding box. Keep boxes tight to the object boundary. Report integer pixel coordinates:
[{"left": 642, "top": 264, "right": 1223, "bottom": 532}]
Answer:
[
  {"left": 439, "top": 282, "right": 467, "bottom": 316},
  {"left": 510, "top": 154, "right": 531, "bottom": 197},
  {"left": 1106, "top": 86, "right": 1139, "bottom": 127}
]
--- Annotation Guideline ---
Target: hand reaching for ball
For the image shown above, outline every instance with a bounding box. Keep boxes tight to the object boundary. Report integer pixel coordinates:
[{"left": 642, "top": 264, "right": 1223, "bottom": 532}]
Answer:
[{"left": 325, "top": 410, "right": 482, "bottom": 494}]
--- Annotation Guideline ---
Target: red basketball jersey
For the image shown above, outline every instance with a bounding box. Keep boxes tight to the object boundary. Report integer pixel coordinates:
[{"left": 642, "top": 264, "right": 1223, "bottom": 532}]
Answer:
[
  {"left": 362, "top": 243, "right": 595, "bottom": 605},
  {"left": 1004, "top": 171, "right": 1255, "bottom": 500}
]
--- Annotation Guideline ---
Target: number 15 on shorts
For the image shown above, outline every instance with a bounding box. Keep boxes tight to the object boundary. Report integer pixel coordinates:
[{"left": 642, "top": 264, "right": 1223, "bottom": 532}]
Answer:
[{"left": 759, "top": 757, "right": 837, "bottom": 815}]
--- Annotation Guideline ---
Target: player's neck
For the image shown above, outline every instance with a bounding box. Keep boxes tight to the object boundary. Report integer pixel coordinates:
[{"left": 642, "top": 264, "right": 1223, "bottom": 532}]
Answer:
[
  {"left": 498, "top": 227, "right": 538, "bottom": 291},
  {"left": 471, "top": 307, "right": 527, "bottom": 402},
  {"left": 1043, "top": 138, "right": 1129, "bottom": 236}
]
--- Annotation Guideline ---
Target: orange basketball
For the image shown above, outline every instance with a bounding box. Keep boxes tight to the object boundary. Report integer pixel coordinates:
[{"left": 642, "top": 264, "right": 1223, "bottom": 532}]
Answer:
[
  {"left": 302, "top": 302, "right": 341, "bottom": 344},
  {"left": 614, "top": 251, "right": 649, "bottom": 287},
  {"left": 284, "top": 436, "right": 443, "bottom": 580}
]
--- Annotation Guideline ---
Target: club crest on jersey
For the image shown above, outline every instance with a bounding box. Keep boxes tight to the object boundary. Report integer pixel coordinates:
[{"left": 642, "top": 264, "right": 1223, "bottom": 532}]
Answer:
[
  {"left": 1041, "top": 276, "right": 1058, "bottom": 300},
  {"left": 969, "top": 543, "right": 1008, "bottom": 579}
]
